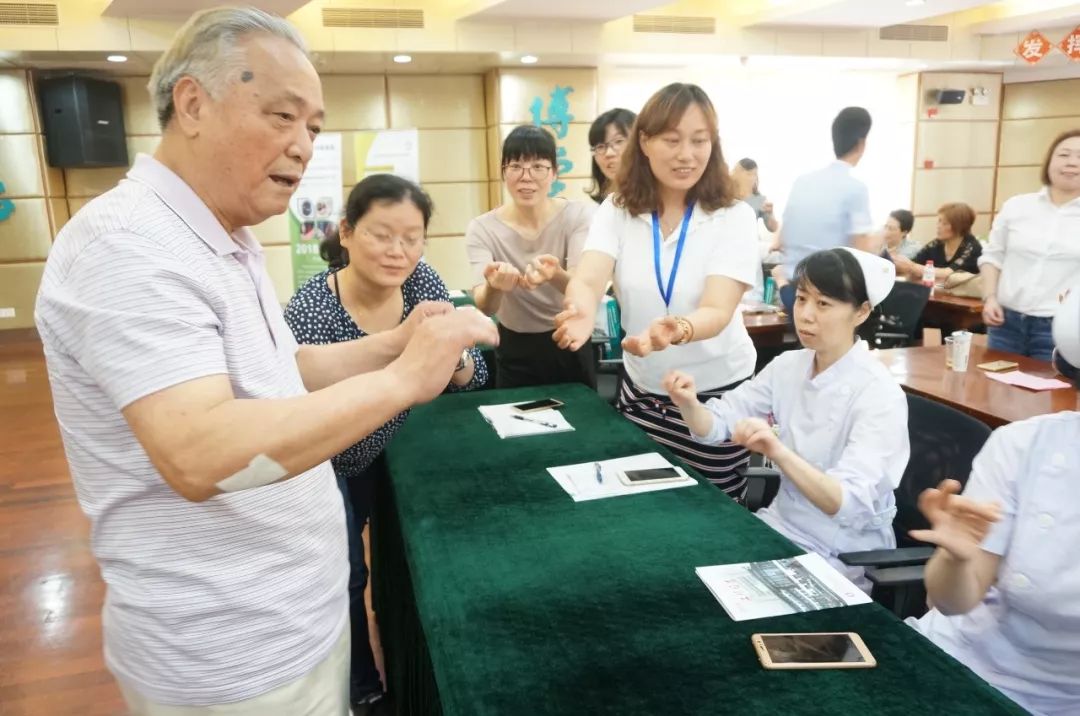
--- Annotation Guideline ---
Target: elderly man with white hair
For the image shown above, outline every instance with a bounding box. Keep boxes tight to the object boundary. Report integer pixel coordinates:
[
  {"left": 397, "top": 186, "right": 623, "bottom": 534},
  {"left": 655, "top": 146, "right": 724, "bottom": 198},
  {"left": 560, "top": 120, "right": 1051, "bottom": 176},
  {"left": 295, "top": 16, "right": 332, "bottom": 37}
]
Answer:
[{"left": 35, "top": 6, "right": 496, "bottom": 715}]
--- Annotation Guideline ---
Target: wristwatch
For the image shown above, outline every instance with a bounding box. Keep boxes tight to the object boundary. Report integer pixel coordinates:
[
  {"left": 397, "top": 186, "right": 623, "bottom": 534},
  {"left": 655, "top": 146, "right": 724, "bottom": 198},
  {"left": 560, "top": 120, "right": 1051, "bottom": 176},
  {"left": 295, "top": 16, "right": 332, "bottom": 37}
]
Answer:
[{"left": 455, "top": 349, "right": 470, "bottom": 372}]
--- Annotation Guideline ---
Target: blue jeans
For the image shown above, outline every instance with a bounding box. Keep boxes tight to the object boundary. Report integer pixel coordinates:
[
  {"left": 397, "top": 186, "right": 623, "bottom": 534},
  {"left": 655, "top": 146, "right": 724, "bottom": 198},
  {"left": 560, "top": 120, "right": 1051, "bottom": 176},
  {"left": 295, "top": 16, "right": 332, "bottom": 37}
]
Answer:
[
  {"left": 987, "top": 308, "right": 1054, "bottom": 361},
  {"left": 335, "top": 465, "right": 384, "bottom": 701}
]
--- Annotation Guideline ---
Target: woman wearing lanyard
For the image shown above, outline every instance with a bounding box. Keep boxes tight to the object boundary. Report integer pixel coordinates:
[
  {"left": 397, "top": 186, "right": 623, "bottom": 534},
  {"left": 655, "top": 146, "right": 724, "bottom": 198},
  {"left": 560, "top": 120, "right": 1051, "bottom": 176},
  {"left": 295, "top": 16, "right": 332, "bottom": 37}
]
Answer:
[
  {"left": 979, "top": 130, "right": 1080, "bottom": 361},
  {"left": 664, "top": 248, "right": 908, "bottom": 590},
  {"left": 554, "top": 83, "right": 760, "bottom": 497},
  {"left": 909, "top": 288, "right": 1080, "bottom": 716}
]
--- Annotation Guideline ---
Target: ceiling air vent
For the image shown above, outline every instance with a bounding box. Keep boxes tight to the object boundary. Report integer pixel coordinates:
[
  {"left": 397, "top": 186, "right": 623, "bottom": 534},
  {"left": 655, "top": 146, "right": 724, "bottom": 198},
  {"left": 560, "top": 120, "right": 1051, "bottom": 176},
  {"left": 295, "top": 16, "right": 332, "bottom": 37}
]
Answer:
[
  {"left": 322, "top": 8, "right": 424, "bottom": 29},
  {"left": 880, "top": 24, "right": 948, "bottom": 42},
  {"left": 633, "top": 14, "right": 715, "bottom": 35},
  {"left": 0, "top": 2, "right": 58, "bottom": 26}
]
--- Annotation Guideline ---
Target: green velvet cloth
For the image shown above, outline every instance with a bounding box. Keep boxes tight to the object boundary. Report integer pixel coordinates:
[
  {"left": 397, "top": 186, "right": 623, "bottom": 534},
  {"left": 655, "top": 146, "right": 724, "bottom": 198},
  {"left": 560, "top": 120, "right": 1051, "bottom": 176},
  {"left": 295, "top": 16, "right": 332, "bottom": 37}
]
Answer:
[{"left": 376, "top": 384, "right": 1025, "bottom": 715}]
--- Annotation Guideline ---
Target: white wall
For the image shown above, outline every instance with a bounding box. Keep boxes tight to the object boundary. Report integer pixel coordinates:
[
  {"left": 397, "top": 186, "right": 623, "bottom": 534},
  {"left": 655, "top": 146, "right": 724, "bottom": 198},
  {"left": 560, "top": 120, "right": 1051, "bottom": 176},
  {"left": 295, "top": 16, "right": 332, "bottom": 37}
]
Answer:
[{"left": 598, "top": 62, "right": 914, "bottom": 233}]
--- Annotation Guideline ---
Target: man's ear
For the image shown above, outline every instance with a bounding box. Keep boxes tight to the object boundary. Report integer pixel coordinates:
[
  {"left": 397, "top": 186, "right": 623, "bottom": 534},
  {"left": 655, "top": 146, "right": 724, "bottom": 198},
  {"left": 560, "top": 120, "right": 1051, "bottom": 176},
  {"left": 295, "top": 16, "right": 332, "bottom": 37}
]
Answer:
[{"left": 171, "top": 76, "right": 209, "bottom": 139}]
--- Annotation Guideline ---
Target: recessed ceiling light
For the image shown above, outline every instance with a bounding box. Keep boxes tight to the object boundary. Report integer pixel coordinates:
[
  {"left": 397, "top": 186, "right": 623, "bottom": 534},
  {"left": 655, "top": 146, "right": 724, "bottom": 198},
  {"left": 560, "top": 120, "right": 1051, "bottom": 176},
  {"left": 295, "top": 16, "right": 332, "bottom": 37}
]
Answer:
[
  {"left": 392, "top": 54, "right": 412, "bottom": 64},
  {"left": 106, "top": 55, "right": 128, "bottom": 63},
  {"left": 520, "top": 55, "right": 539, "bottom": 64},
  {"left": 905, "top": 0, "right": 926, "bottom": 6}
]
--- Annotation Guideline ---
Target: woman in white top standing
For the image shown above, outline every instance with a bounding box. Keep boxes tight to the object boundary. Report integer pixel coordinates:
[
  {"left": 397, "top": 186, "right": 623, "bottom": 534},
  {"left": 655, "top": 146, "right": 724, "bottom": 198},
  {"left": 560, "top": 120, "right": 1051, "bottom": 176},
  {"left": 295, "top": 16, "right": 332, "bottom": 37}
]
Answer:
[
  {"left": 910, "top": 288, "right": 1080, "bottom": 716},
  {"left": 468, "top": 125, "right": 596, "bottom": 388},
  {"left": 665, "top": 248, "right": 909, "bottom": 589},
  {"left": 553, "top": 83, "right": 761, "bottom": 497},
  {"left": 980, "top": 130, "right": 1080, "bottom": 360}
]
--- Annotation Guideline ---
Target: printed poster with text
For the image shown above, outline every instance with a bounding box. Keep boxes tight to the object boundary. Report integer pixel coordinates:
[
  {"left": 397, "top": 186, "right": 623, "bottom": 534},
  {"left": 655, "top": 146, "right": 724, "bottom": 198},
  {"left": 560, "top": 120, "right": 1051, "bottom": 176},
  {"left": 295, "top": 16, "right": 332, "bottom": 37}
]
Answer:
[
  {"left": 289, "top": 132, "right": 342, "bottom": 290},
  {"left": 354, "top": 129, "right": 420, "bottom": 183}
]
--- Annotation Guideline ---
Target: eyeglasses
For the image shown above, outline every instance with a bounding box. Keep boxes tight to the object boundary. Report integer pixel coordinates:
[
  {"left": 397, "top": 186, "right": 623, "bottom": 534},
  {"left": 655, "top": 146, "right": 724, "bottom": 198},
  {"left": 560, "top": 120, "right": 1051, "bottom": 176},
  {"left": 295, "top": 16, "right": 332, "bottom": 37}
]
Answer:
[
  {"left": 503, "top": 163, "right": 552, "bottom": 181},
  {"left": 360, "top": 227, "right": 426, "bottom": 252},
  {"left": 591, "top": 136, "right": 628, "bottom": 156}
]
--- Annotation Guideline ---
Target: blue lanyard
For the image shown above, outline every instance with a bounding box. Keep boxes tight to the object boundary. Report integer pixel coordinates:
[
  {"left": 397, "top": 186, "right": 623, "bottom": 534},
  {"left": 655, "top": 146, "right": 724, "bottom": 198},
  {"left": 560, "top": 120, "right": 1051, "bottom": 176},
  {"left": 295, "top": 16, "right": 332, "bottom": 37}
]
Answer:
[{"left": 652, "top": 203, "right": 695, "bottom": 311}]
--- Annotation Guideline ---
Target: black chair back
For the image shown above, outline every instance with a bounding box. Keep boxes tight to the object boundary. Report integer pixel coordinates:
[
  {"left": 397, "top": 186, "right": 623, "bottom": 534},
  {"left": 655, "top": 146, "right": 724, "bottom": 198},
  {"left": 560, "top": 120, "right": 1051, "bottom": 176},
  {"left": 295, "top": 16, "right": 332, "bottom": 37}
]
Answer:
[
  {"left": 894, "top": 394, "right": 993, "bottom": 548},
  {"left": 870, "top": 282, "right": 931, "bottom": 349}
]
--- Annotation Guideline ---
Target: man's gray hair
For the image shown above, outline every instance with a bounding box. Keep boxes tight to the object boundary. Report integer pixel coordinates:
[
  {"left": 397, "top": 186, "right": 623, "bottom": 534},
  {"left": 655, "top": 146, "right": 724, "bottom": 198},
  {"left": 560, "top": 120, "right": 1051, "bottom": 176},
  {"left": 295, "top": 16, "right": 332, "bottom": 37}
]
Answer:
[{"left": 148, "top": 6, "right": 308, "bottom": 130}]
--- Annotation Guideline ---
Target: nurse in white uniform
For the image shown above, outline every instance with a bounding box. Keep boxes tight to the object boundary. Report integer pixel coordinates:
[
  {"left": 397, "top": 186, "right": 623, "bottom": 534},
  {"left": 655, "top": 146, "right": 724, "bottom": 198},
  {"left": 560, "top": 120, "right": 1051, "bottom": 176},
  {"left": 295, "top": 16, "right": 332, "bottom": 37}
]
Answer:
[
  {"left": 910, "top": 288, "right": 1080, "bottom": 716},
  {"left": 665, "top": 247, "right": 909, "bottom": 590}
]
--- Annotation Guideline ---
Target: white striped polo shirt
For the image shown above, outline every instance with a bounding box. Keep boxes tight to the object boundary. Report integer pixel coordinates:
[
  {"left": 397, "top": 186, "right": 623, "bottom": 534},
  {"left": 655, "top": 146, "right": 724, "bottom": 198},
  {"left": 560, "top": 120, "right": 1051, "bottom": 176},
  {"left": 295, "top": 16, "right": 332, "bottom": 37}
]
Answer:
[{"left": 34, "top": 154, "right": 348, "bottom": 706}]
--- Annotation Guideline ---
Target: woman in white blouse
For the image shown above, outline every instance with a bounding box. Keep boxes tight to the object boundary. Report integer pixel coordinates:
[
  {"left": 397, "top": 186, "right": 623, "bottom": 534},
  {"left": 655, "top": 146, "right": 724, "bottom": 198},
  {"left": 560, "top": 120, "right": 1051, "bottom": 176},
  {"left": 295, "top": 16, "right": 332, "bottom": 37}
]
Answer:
[
  {"left": 553, "top": 83, "right": 760, "bottom": 497},
  {"left": 665, "top": 248, "right": 909, "bottom": 590},
  {"left": 911, "top": 288, "right": 1080, "bottom": 716},
  {"left": 980, "top": 130, "right": 1080, "bottom": 360}
]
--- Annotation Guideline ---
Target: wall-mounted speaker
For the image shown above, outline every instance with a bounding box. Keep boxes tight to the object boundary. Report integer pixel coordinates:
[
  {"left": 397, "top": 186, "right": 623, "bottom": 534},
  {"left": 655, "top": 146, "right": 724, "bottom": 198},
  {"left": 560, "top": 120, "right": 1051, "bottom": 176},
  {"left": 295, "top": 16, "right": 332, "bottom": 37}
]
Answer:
[{"left": 38, "top": 75, "right": 129, "bottom": 168}]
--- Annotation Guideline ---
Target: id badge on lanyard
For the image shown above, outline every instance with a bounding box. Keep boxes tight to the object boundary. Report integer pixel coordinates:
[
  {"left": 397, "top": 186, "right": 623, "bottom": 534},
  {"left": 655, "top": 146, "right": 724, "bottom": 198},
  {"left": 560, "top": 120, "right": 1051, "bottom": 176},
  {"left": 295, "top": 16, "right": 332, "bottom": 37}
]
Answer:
[{"left": 652, "top": 203, "right": 695, "bottom": 315}]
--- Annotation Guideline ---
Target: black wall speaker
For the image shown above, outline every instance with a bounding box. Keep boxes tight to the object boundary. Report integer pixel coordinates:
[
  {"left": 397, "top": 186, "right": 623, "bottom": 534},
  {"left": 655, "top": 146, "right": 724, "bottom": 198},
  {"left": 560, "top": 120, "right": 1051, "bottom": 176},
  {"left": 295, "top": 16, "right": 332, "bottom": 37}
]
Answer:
[
  {"left": 38, "top": 76, "right": 129, "bottom": 168},
  {"left": 936, "top": 89, "right": 967, "bottom": 105}
]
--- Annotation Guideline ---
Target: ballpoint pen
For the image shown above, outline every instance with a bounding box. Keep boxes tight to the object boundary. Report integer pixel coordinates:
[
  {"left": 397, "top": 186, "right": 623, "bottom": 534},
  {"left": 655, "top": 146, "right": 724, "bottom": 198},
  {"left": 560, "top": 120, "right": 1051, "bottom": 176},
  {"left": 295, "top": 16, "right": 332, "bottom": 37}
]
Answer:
[
  {"left": 511, "top": 414, "right": 558, "bottom": 429},
  {"left": 594, "top": 461, "right": 604, "bottom": 484}
]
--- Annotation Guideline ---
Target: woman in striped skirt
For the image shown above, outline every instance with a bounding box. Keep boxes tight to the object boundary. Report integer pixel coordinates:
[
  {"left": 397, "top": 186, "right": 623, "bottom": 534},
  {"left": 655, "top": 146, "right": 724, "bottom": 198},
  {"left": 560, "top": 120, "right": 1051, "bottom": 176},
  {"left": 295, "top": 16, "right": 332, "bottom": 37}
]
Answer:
[{"left": 553, "top": 82, "right": 760, "bottom": 498}]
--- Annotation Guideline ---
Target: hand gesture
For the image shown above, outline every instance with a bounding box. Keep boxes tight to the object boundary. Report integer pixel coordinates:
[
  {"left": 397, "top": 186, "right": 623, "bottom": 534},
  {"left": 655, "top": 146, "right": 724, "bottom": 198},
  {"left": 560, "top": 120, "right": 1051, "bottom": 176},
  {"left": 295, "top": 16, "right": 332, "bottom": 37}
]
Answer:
[
  {"left": 908, "top": 479, "right": 1001, "bottom": 562},
  {"left": 622, "top": 316, "right": 684, "bottom": 358},
  {"left": 484, "top": 261, "right": 523, "bottom": 293},
  {"left": 390, "top": 307, "right": 499, "bottom": 405},
  {"left": 395, "top": 300, "right": 453, "bottom": 348},
  {"left": 552, "top": 298, "right": 594, "bottom": 351},
  {"left": 731, "top": 417, "right": 784, "bottom": 461},
  {"left": 762, "top": 200, "right": 774, "bottom": 216},
  {"left": 521, "top": 254, "right": 561, "bottom": 290},
  {"left": 662, "top": 370, "right": 698, "bottom": 410},
  {"left": 982, "top": 296, "right": 1005, "bottom": 327}
]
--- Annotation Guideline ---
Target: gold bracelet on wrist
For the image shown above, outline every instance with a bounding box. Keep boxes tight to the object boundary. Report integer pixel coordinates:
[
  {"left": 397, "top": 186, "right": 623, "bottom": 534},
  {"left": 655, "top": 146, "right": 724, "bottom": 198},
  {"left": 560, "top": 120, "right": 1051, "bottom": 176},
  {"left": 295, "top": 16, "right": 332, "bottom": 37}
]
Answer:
[{"left": 673, "top": 316, "right": 694, "bottom": 345}]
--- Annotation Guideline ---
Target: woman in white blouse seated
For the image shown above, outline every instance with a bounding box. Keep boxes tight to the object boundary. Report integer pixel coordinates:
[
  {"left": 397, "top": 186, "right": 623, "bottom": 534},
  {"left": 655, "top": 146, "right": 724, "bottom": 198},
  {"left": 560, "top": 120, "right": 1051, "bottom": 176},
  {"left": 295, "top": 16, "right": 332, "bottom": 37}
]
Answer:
[
  {"left": 980, "top": 130, "right": 1080, "bottom": 360},
  {"left": 665, "top": 247, "right": 909, "bottom": 590},
  {"left": 910, "top": 288, "right": 1080, "bottom": 716}
]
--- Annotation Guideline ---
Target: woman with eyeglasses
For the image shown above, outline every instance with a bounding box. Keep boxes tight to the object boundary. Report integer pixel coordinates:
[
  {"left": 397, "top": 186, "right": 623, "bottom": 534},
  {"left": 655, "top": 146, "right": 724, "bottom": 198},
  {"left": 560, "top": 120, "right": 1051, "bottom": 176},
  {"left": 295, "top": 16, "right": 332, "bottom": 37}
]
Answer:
[
  {"left": 553, "top": 83, "right": 761, "bottom": 497},
  {"left": 467, "top": 124, "right": 597, "bottom": 388},
  {"left": 588, "top": 108, "right": 636, "bottom": 203},
  {"left": 284, "top": 174, "right": 487, "bottom": 712}
]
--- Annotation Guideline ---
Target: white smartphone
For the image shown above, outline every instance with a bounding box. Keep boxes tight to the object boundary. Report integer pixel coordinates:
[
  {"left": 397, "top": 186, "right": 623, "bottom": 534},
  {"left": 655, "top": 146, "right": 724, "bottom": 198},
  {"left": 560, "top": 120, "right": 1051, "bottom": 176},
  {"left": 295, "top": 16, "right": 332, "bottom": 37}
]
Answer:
[
  {"left": 751, "top": 632, "right": 876, "bottom": 670},
  {"left": 512, "top": 398, "right": 564, "bottom": 413},
  {"left": 617, "top": 466, "right": 685, "bottom": 486}
]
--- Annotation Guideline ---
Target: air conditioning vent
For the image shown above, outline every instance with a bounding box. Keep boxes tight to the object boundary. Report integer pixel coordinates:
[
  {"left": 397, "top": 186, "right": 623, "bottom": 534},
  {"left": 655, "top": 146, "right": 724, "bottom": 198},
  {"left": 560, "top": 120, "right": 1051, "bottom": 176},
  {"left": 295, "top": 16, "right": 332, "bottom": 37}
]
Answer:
[
  {"left": 0, "top": 2, "right": 58, "bottom": 26},
  {"left": 880, "top": 24, "right": 948, "bottom": 42},
  {"left": 322, "top": 8, "right": 423, "bottom": 29},
  {"left": 633, "top": 14, "right": 715, "bottom": 35}
]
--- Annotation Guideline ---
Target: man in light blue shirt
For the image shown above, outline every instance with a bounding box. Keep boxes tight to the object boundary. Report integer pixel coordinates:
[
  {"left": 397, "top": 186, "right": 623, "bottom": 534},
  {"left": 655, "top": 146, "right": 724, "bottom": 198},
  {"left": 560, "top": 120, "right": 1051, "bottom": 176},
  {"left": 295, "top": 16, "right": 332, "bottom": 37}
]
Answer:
[{"left": 775, "top": 108, "right": 877, "bottom": 312}]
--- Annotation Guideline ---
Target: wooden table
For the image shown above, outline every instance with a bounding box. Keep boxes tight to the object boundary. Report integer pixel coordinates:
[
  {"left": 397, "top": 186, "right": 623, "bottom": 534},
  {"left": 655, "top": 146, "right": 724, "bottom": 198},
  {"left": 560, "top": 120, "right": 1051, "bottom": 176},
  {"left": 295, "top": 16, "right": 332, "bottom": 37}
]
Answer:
[
  {"left": 875, "top": 344, "right": 1078, "bottom": 427},
  {"left": 743, "top": 310, "right": 788, "bottom": 348},
  {"left": 922, "top": 294, "right": 984, "bottom": 332}
]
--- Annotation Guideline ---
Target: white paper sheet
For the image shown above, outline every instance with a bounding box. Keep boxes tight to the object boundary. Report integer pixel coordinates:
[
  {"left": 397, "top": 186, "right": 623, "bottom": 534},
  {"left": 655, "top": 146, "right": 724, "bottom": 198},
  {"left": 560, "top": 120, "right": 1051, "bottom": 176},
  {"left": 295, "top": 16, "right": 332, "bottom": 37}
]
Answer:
[
  {"left": 547, "top": 452, "right": 697, "bottom": 502},
  {"left": 478, "top": 403, "right": 574, "bottom": 439}
]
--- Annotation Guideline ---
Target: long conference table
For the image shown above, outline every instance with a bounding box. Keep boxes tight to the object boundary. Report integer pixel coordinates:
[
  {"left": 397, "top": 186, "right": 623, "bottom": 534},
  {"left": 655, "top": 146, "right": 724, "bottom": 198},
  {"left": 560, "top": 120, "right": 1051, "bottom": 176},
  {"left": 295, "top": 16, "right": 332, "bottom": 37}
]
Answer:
[
  {"left": 876, "top": 344, "right": 1079, "bottom": 427},
  {"left": 373, "top": 383, "right": 1025, "bottom": 715}
]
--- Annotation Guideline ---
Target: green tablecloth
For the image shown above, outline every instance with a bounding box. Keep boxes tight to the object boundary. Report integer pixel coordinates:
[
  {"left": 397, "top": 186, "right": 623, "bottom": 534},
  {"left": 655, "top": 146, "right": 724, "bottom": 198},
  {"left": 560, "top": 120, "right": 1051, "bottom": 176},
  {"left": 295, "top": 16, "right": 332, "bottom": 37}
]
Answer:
[{"left": 375, "top": 384, "right": 1024, "bottom": 716}]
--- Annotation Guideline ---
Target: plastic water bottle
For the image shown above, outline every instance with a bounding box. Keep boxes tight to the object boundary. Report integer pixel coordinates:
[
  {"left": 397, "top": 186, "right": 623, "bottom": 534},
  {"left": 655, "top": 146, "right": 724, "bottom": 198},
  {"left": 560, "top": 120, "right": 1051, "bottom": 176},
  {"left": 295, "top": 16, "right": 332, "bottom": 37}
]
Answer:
[{"left": 921, "top": 260, "right": 935, "bottom": 296}]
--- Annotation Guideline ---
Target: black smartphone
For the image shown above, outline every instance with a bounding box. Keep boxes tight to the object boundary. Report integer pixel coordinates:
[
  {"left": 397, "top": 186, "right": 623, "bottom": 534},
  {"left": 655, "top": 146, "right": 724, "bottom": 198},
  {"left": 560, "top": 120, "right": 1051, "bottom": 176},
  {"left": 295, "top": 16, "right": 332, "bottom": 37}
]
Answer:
[{"left": 513, "top": 398, "right": 564, "bottom": 413}]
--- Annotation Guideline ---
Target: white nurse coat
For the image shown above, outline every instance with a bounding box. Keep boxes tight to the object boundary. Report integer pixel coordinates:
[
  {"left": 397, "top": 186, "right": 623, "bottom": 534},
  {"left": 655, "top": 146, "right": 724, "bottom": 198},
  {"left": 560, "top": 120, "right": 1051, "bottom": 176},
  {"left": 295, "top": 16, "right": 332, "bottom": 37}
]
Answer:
[
  {"left": 913, "top": 412, "right": 1080, "bottom": 716},
  {"left": 695, "top": 340, "right": 909, "bottom": 587}
]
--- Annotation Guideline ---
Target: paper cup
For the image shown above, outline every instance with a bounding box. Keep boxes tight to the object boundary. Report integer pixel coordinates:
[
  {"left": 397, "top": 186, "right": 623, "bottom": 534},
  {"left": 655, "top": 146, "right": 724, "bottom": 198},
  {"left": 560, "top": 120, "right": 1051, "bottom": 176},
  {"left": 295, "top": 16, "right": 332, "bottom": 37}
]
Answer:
[{"left": 952, "top": 331, "right": 972, "bottom": 373}]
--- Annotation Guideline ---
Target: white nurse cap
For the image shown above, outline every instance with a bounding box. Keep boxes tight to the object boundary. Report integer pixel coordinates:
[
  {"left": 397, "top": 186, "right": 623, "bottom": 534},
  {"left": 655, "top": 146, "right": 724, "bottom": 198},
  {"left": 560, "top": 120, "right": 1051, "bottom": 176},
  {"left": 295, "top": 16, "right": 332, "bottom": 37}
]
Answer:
[
  {"left": 838, "top": 247, "right": 896, "bottom": 308},
  {"left": 1053, "top": 287, "right": 1080, "bottom": 368}
]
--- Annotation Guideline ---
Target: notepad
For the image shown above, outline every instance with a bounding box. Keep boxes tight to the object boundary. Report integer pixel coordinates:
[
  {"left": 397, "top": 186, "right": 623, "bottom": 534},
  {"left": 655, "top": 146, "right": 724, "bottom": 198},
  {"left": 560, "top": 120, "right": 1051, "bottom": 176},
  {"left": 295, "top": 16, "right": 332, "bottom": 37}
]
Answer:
[
  {"left": 984, "top": 370, "right": 1070, "bottom": 391},
  {"left": 478, "top": 403, "right": 574, "bottom": 439},
  {"left": 547, "top": 452, "right": 697, "bottom": 502}
]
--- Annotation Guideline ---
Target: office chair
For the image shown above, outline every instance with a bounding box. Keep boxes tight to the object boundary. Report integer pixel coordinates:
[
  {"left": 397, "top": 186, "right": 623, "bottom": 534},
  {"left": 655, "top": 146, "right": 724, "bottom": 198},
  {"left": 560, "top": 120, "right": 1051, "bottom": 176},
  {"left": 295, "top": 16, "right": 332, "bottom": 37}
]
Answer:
[
  {"left": 869, "top": 282, "right": 932, "bottom": 349},
  {"left": 740, "top": 393, "right": 993, "bottom": 619}
]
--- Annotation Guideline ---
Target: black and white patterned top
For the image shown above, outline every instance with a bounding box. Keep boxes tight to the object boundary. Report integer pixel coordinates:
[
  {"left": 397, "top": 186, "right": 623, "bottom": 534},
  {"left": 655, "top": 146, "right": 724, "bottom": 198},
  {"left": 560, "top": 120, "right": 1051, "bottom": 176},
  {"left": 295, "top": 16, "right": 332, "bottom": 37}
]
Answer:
[{"left": 284, "top": 263, "right": 488, "bottom": 480}]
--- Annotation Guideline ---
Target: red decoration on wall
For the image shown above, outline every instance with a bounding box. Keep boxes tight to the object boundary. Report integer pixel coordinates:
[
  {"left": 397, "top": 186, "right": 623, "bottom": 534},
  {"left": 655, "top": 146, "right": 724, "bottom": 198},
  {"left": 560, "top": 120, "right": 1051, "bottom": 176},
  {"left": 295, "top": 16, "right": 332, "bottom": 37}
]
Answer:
[
  {"left": 1059, "top": 25, "right": 1080, "bottom": 62},
  {"left": 1016, "top": 30, "right": 1052, "bottom": 64}
]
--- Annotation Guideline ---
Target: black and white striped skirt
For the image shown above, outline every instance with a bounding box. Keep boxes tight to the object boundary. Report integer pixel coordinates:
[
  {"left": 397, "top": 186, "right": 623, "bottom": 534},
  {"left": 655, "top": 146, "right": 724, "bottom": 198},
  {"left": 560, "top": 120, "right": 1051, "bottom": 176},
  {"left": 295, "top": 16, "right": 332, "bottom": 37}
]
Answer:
[{"left": 615, "top": 371, "right": 751, "bottom": 498}]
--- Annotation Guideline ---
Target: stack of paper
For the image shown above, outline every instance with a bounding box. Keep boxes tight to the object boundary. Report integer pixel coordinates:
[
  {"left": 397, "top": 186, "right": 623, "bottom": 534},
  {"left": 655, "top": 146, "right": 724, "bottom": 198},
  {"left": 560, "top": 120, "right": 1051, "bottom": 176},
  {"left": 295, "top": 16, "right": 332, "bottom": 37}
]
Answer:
[
  {"left": 547, "top": 452, "right": 697, "bottom": 502},
  {"left": 696, "top": 553, "right": 871, "bottom": 622},
  {"left": 984, "top": 370, "right": 1070, "bottom": 391},
  {"left": 478, "top": 403, "right": 574, "bottom": 439}
]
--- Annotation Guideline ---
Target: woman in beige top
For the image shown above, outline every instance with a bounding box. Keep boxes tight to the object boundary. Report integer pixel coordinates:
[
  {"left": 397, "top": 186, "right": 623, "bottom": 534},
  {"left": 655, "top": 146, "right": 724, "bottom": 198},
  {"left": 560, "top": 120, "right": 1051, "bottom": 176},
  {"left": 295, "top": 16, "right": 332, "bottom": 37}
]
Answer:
[{"left": 467, "top": 125, "right": 597, "bottom": 388}]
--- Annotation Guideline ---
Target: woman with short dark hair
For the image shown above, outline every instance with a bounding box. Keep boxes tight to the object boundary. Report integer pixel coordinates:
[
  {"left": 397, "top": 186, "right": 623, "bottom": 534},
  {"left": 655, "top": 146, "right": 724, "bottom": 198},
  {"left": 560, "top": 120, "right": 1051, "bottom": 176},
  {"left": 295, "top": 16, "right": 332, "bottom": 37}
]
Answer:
[
  {"left": 892, "top": 202, "right": 981, "bottom": 280},
  {"left": 588, "top": 108, "right": 636, "bottom": 203},
  {"left": 467, "top": 125, "right": 596, "bottom": 388},
  {"left": 883, "top": 209, "right": 918, "bottom": 260}
]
